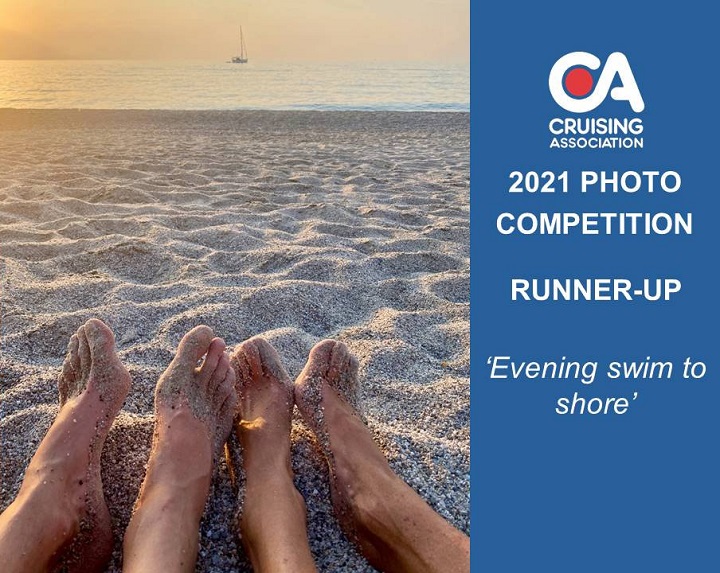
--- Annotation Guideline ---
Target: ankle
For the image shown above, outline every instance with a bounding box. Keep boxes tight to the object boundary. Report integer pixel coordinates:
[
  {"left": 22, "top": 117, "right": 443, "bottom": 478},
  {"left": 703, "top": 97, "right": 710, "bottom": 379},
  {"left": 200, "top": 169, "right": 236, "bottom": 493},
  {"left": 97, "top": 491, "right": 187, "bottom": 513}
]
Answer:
[
  {"left": 136, "top": 448, "right": 212, "bottom": 524},
  {"left": 151, "top": 410, "right": 214, "bottom": 478},
  {"left": 13, "top": 483, "right": 80, "bottom": 544},
  {"left": 244, "top": 461, "right": 301, "bottom": 509},
  {"left": 333, "top": 447, "right": 395, "bottom": 509},
  {"left": 240, "top": 483, "right": 308, "bottom": 551},
  {"left": 346, "top": 468, "right": 400, "bottom": 527},
  {"left": 134, "top": 479, "right": 209, "bottom": 532},
  {"left": 243, "top": 446, "right": 293, "bottom": 480},
  {"left": 20, "top": 460, "right": 89, "bottom": 515}
]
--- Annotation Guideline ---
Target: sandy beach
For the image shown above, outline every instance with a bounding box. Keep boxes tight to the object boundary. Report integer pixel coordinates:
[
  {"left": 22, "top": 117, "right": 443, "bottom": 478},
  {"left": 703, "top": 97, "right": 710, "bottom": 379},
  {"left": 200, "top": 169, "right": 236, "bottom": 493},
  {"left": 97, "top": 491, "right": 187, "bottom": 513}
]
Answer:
[{"left": 0, "top": 109, "right": 469, "bottom": 572}]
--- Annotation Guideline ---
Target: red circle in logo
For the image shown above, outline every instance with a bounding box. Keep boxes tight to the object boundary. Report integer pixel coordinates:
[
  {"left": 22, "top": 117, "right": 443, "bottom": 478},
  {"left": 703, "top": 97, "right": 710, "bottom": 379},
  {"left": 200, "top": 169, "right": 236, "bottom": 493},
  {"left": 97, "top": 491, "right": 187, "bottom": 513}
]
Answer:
[{"left": 564, "top": 68, "right": 594, "bottom": 97}]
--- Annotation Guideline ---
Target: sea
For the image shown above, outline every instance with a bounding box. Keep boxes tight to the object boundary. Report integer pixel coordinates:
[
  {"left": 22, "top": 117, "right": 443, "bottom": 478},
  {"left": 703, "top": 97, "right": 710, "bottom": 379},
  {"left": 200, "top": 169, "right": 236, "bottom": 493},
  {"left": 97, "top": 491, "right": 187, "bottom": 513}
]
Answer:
[{"left": 0, "top": 60, "right": 468, "bottom": 111}]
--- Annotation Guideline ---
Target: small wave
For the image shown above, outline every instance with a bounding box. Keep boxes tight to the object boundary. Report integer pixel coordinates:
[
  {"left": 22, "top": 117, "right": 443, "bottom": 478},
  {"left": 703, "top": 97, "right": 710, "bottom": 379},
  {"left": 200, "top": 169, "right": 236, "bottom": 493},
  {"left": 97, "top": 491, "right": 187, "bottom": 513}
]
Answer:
[{"left": 0, "top": 60, "right": 469, "bottom": 112}]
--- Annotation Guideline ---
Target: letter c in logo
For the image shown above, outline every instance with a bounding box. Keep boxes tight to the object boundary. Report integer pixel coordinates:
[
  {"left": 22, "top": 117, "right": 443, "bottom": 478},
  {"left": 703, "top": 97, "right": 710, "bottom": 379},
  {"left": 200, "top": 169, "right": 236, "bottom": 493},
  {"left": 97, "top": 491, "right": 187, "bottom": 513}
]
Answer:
[{"left": 549, "top": 52, "right": 645, "bottom": 113}]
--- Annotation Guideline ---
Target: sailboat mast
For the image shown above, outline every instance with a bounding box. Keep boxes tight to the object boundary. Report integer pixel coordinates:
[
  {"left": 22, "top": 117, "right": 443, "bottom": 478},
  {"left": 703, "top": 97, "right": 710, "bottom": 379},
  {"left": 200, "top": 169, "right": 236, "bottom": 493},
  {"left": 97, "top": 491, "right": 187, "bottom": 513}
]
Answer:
[{"left": 230, "top": 24, "right": 248, "bottom": 63}]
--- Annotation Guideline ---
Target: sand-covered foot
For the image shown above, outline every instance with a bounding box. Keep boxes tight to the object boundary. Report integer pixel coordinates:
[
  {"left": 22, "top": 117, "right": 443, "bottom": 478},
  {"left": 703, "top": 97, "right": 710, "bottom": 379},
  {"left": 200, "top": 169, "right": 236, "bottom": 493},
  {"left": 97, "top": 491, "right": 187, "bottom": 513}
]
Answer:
[
  {"left": 123, "top": 325, "right": 237, "bottom": 573},
  {"left": 0, "top": 318, "right": 130, "bottom": 573},
  {"left": 231, "top": 336, "right": 294, "bottom": 477},
  {"left": 295, "top": 340, "right": 469, "bottom": 573},
  {"left": 143, "top": 325, "right": 236, "bottom": 499},
  {"left": 293, "top": 340, "right": 389, "bottom": 553},
  {"left": 230, "top": 337, "right": 316, "bottom": 573},
  {"left": 153, "top": 325, "right": 237, "bottom": 459}
]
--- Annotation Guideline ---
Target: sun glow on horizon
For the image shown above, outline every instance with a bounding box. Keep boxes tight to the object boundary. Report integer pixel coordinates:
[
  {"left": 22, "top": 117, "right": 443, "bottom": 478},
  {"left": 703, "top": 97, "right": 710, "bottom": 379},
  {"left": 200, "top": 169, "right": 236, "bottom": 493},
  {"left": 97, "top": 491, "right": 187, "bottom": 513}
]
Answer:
[{"left": 0, "top": 0, "right": 468, "bottom": 63}]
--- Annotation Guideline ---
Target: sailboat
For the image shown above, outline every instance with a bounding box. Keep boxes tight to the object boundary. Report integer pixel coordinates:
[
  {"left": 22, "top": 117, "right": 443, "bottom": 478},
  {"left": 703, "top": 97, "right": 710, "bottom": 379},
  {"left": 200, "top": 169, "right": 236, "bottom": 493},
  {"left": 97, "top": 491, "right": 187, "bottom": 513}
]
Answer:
[{"left": 231, "top": 26, "right": 249, "bottom": 63}]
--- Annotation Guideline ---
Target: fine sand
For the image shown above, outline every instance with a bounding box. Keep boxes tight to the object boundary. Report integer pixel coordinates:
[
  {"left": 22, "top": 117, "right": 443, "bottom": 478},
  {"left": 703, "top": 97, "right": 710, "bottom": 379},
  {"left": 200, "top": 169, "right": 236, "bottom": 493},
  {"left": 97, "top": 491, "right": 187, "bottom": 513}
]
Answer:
[{"left": 0, "top": 109, "right": 469, "bottom": 572}]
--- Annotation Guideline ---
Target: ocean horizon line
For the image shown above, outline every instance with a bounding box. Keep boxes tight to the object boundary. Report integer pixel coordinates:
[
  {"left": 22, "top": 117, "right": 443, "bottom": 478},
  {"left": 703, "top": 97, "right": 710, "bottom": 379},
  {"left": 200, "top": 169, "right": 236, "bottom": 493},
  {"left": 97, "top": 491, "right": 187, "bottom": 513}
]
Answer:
[
  {"left": 0, "top": 60, "right": 469, "bottom": 113},
  {"left": 0, "top": 106, "right": 470, "bottom": 113},
  {"left": 0, "top": 58, "right": 469, "bottom": 66}
]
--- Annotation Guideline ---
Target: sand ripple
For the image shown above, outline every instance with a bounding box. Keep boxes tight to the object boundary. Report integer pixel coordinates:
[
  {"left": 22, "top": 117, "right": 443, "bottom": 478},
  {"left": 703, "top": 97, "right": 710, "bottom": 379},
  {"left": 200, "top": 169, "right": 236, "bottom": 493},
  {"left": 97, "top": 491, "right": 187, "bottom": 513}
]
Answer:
[{"left": 0, "top": 110, "right": 468, "bottom": 572}]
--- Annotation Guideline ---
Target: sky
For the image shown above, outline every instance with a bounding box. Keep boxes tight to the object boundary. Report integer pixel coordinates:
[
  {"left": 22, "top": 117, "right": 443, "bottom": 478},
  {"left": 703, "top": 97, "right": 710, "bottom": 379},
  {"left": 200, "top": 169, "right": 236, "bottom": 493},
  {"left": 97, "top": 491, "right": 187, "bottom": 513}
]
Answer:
[{"left": 0, "top": 0, "right": 469, "bottom": 62}]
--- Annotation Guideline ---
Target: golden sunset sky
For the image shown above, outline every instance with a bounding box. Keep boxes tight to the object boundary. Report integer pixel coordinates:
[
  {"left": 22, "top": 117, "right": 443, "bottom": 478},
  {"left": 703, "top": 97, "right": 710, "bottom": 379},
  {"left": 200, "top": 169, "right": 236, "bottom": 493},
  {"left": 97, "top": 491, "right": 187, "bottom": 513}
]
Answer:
[{"left": 0, "top": 0, "right": 468, "bottom": 61}]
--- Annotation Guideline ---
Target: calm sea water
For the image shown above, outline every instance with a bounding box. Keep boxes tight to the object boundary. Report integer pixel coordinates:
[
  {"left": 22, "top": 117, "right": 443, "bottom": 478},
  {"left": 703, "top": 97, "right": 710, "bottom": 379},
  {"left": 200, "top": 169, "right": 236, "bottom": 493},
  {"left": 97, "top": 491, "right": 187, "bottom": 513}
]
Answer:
[{"left": 0, "top": 60, "right": 468, "bottom": 111}]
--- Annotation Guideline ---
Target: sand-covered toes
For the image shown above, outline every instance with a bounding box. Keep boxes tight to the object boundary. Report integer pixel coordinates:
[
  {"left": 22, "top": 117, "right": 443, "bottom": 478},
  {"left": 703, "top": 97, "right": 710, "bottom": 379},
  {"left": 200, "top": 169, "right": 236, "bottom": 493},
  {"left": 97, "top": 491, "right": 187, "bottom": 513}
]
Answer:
[
  {"left": 231, "top": 336, "right": 294, "bottom": 447},
  {"left": 295, "top": 339, "right": 471, "bottom": 573},
  {"left": 0, "top": 318, "right": 130, "bottom": 573},
  {"left": 154, "top": 325, "right": 237, "bottom": 456},
  {"left": 1, "top": 110, "right": 470, "bottom": 572},
  {"left": 230, "top": 337, "right": 317, "bottom": 573},
  {"left": 294, "top": 340, "right": 382, "bottom": 546},
  {"left": 122, "top": 325, "right": 237, "bottom": 573}
]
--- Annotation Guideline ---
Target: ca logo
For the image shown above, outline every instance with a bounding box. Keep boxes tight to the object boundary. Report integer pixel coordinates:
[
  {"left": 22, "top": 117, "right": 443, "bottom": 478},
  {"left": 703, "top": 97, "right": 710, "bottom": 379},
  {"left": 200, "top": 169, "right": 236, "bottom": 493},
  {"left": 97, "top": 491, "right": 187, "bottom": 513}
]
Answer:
[{"left": 549, "top": 52, "right": 645, "bottom": 113}]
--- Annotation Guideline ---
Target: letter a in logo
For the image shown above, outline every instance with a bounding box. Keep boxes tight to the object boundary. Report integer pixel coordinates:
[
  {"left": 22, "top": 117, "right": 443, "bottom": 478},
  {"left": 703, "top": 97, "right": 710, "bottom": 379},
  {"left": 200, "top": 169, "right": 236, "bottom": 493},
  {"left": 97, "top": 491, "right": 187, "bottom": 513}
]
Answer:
[{"left": 549, "top": 52, "right": 645, "bottom": 113}]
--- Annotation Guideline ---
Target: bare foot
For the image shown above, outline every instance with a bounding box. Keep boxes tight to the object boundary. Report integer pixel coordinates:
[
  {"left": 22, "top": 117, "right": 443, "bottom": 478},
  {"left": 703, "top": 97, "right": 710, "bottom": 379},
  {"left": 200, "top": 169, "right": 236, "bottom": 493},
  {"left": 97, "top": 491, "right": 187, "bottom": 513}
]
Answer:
[
  {"left": 230, "top": 336, "right": 316, "bottom": 573},
  {"left": 153, "top": 326, "right": 237, "bottom": 458},
  {"left": 123, "top": 325, "right": 237, "bottom": 573},
  {"left": 295, "top": 340, "right": 469, "bottom": 573},
  {"left": 293, "top": 340, "right": 384, "bottom": 551},
  {"left": 0, "top": 318, "right": 130, "bottom": 573}
]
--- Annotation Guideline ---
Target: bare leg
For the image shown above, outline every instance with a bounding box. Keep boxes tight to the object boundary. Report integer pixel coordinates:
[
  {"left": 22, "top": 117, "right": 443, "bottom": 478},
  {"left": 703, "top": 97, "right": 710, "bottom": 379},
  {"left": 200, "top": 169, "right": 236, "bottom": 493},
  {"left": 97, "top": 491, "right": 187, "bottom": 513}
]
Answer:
[
  {"left": 295, "top": 340, "right": 470, "bottom": 573},
  {"left": 122, "top": 326, "right": 237, "bottom": 573},
  {"left": 230, "top": 337, "right": 316, "bottom": 573},
  {"left": 0, "top": 319, "right": 131, "bottom": 573}
]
